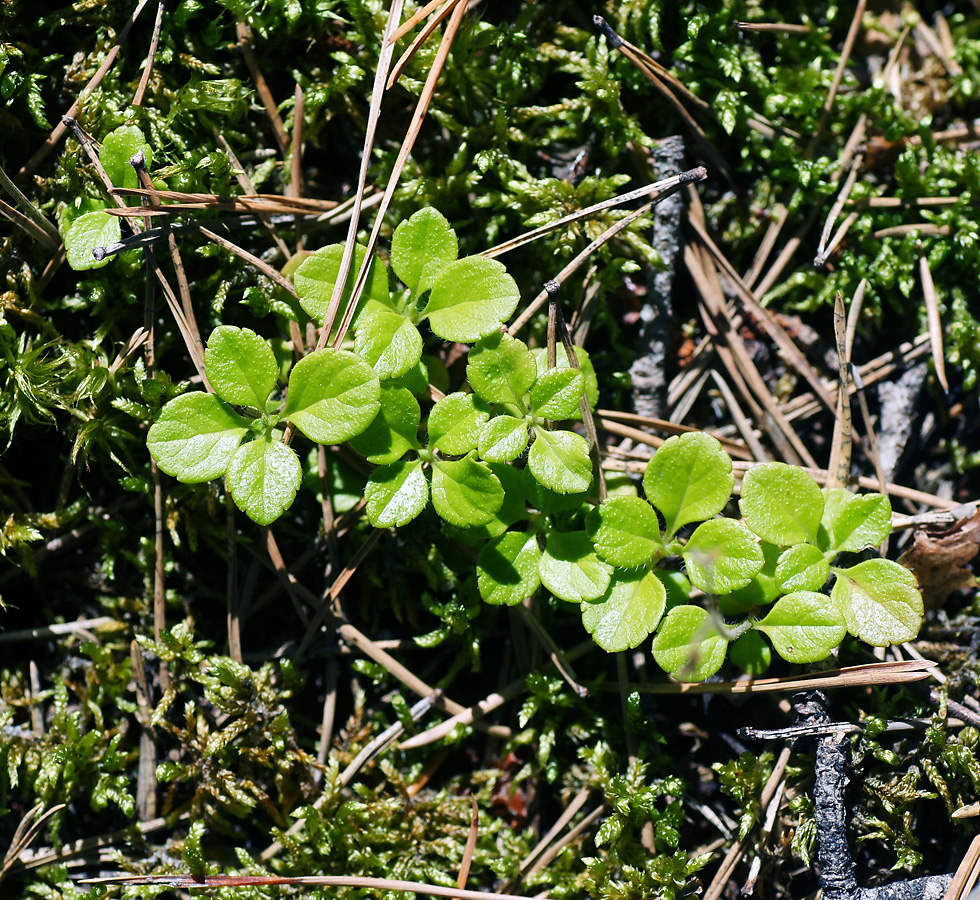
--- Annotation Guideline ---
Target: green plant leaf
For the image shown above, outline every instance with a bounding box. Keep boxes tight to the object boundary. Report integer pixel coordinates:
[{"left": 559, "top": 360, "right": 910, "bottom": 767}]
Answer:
[
  {"left": 539, "top": 530, "right": 611, "bottom": 603},
  {"left": 729, "top": 630, "right": 771, "bottom": 676},
  {"left": 100, "top": 124, "right": 152, "bottom": 190},
  {"left": 477, "top": 531, "right": 541, "bottom": 606},
  {"left": 467, "top": 332, "right": 536, "bottom": 408},
  {"left": 348, "top": 385, "right": 420, "bottom": 464},
  {"left": 226, "top": 437, "right": 301, "bottom": 525},
  {"left": 422, "top": 256, "right": 521, "bottom": 342},
  {"left": 428, "top": 392, "right": 490, "bottom": 456},
  {"left": 683, "top": 519, "right": 765, "bottom": 594},
  {"left": 448, "top": 462, "right": 531, "bottom": 542},
  {"left": 478, "top": 415, "right": 529, "bottom": 462},
  {"left": 820, "top": 488, "right": 892, "bottom": 553},
  {"left": 651, "top": 605, "right": 728, "bottom": 682},
  {"left": 293, "top": 243, "right": 390, "bottom": 325},
  {"left": 756, "top": 591, "right": 847, "bottom": 663},
  {"left": 530, "top": 368, "right": 586, "bottom": 419},
  {"left": 354, "top": 300, "right": 423, "bottom": 380},
  {"left": 775, "top": 544, "right": 830, "bottom": 593},
  {"left": 281, "top": 348, "right": 380, "bottom": 444},
  {"left": 642, "top": 433, "right": 734, "bottom": 538},
  {"left": 534, "top": 346, "right": 599, "bottom": 414},
  {"left": 832, "top": 558, "right": 924, "bottom": 646},
  {"left": 204, "top": 326, "right": 278, "bottom": 408},
  {"left": 365, "top": 460, "right": 428, "bottom": 527},
  {"left": 430, "top": 454, "right": 503, "bottom": 527},
  {"left": 582, "top": 570, "right": 666, "bottom": 652},
  {"left": 528, "top": 426, "right": 592, "bottom": 494},
  {"left": 740, "top": 462, "right": 823, "bottom": 545},
  {"left": 63, "top": 211, "right": 121, "bottom": 271},
  {"left": 390, "top": 207, "right": 458, "bottom": 294},
  {"left": 147, "top": 393, "right": 249, "bottom": 483},
  {"left": 586, "top": 495, "right": 663, "bottom": 568}
]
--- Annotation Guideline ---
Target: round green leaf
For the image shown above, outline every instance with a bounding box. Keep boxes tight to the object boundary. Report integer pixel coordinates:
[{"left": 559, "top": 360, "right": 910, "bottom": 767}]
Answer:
[
  {"left": 586, "top": 496, "right": 663, "bottom": 568},
  {"left": 100, "top": 125, "right": 152, "bottom": 190},
  {"left": 582, "top": 570, "right": 666, "bottom": 652},
  {"left": 528, "top": 427, "right": 592, "bottom": 494},
  {"left": 446, "top": 462, "right": 531, "bottom": 542},
  {"left": 354, "top": 300, "right": 423, "bottom": 380},
  {"left": 683, "top": 519, "right": 764, "bottom": 595},
  {"left": 430, "top": 454, "right": 503, "bottom": 527},
  {"left": 477, "top": 531, "right": 541, "bottom": 606},
  {"left": 643, "top": 433, "right": 734, "bottom": 538},
  {"left": 293, "top": 243, "right": 390, "bottom": 325},
  {"left": 348, "top": 385, "right": 420, "bottom": 464},
  {"left": 478, "top": 415, "right": 529, "bottom": 462},
  {"left": 428, "top": 392, "right": 490, "bottom": 456},
  {"left": 226, "top": 438, "right": 301, "bottom": 526},
  {"left": 365, "top": 460, "right": 428, "bottom": 527},
  {"left": 756, "top": 591, "right": 847, "bottom": 663},
  {"left": 539, "top": 530, "right": 611, "bottom": 603},
  {"left": 832, "top": 558, "right": 924, "bottom": 646},
  {"left": 651, "top": 605, "right": 728, "bottom": 682},
  {"left": 533, "top": 346, "right": 599, "bottom": 414},
  {"left": 63, "top": 211, "right": 121, "bottom": 271},
  {"left": 775, "top": 544, "right": 830, "bottom": 593},
  {"left": 390, "top": 207, "right": 458, "bottom": 294},
  {"left": 530, "top": 368, "right": 586, "bottom": 420},
  {"left": 821, "top": 488, "right": 892, "bottom": 554},
  {"left": 204, "top": 326, "right": 279, "bottom": 409},
  {"left": 423, "top": 256, "right": 521, "bottom": 342},
  {"left": 729, "top": 630, "right": 771, "bottom": 676},
  {"left": 147, "top": 393, "right": 249, "bottom": 483},
  {"left": 281, "top": 348, "right": 380, "bottom": 444},
  {"left": 740, "top": 462, "right": 823, "bottom": 546},
  {"left": 467, "top": 332, "right": 536, "bottom": 408}
]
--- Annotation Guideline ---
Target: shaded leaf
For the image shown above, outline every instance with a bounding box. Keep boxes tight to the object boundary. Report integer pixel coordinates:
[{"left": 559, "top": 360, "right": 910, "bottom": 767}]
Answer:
[{"left": 582, "top": 570, "right": 666, "bottom": 652}]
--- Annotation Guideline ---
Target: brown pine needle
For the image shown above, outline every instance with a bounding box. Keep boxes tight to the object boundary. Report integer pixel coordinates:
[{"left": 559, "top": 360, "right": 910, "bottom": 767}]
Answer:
[
  {"left": 920, "top": 254, "right": 950, "bottom": 393},
  {"left": 388, "top": 0, "right": 462, "bottom": 88},
  {"left": 389, "top": 0, "right": 450, "bottom": 45},
  {"left": 826, "top": 291, "right": 853, "bottom": 488}
]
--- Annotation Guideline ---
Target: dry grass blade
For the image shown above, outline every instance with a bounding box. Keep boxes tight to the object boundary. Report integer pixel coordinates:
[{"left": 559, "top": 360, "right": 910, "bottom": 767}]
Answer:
[
  {"left": 919, "top": 254, "right": 949, "bottom": 393},
  {"left": 874, "top": 223, "right": 950, "bottom": 239},
  {"left": 513, "top": 788, "right": 591, "bottom": 883},
  {"left": 389, "top": 0, "right": 449, "bottom": 45},
  {"left": 623, "top": 660, "right": 937, "bottom": 695},
  {"left": 388, "top": 0, "right": 461, "bottom": 88},
  {"left": 315, "top": 0, "right": 405, "bottom": 346},
  {"left": 0, "top": 197, "right": 60, "bottom": 251},
  {"left": 594, "top": 409, "right": 752, "bottom": 459},
  {"left": 686, "top": 242, "right": 816, "bottom": 467},
  {"left": 0, "top": 166, "right": 61, "bottom": 244},
  {"left": 815, "top": 153, "right": 863, "bottom": 266},
  {"left": 807, "top": 0, "right": 866, "bottom": 154},
  {"left": 331, "top": 0, "right": 466, "bottom": 349},
  {"left": 83, "top": 875, "right": 547, "bottom": 900},
  {"left": 736, "top": 21, "right": 812, "bottom": 33},
  {"left": 826, "top": 291, "right": 853, "bottom": 489},
  {"left": 943, "top": 834, "right": 980, "bottom": 900},
  {"left": 688, "top": 212, "right": 835, "bottom": 414},
  {"left": 108, "top": 187, "right": 338, "bottom": 214},
  {"left": 453, "top": 798, "right": 479, "bottom": 900},
  {"left": 706, "top": 371, "right": 771, "bottom": 462},
  {"left": 483, "top": 167, "right": 706, "bottom": 259},
  {"left": 1, "top": 803, "right": 67, "bottom": 885}
]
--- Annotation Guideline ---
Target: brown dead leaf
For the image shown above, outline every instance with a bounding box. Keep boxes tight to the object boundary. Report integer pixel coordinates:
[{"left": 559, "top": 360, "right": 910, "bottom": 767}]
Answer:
[{"left": 898, "top": 510, "right": 980, "bottom": 610}]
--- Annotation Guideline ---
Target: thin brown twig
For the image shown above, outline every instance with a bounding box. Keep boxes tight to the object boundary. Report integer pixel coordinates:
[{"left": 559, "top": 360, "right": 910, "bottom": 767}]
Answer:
[
  {"left": 236, "top": 21, "right": 290, "bottom": 157},
  {"left": 132, "top": 1, "right": 165, "bottom": 107}
]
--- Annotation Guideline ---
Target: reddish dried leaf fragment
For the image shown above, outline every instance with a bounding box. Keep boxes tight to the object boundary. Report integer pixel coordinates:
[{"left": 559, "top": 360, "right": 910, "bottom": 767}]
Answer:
[{"left": 898, "top": 510, "right": 980, "bottom": 610}]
